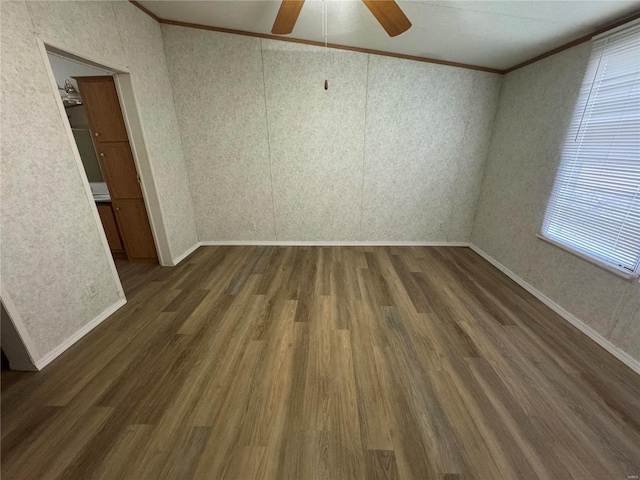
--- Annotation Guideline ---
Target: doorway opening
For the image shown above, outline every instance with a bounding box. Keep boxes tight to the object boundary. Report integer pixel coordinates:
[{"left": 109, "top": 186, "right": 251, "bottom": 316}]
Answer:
[
  {"left": 2, "top": 44, "right": 172, "bottom": 372},
  {"left": 46, "top": 52, "right": 159, "bottom": 275}
]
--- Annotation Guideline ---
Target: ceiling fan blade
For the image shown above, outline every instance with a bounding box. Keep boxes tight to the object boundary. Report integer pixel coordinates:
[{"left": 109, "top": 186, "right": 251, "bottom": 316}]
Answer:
[
  {"left": 362, "top": 0, "right": 412, "bottom": 37},
  {"left": 271, "top": 0, "right": 305, "bottom": 35}
]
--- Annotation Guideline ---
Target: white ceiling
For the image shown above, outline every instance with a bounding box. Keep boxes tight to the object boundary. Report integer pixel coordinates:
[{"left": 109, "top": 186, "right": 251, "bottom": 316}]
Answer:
[{"left": 139, "top": 0, "right": 639, "bottom": 70}]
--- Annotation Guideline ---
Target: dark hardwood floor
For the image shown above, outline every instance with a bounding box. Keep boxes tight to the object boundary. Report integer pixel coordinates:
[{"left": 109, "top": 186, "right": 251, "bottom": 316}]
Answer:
[{"left": 2, "top": 246, "right": 639, "bottom": 479}]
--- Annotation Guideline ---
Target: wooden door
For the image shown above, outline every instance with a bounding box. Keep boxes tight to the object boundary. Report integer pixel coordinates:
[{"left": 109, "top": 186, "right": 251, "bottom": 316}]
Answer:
[
  {"left": 75, "top": 76, "right": 128, "bottom": 143},
  {"left": 76, "top": 76, "right": 158, "bottom": 264},
  {"left": 98, "top": 144, "right": 142, "bottom": 199},
  {"left": 97, "top": 203, "right": 125, "bottom": 257},
  {"left": 111, "top": 200, "right": 157, "bottom": 260}
]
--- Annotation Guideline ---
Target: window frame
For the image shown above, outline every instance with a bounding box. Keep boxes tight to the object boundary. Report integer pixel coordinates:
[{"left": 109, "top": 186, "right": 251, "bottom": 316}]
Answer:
[
  {"left": 536, "top": 233, "right": 639, "bottom": 280},
  {"left": 539, "top": 20, "right": 640, "bottom": 281}
]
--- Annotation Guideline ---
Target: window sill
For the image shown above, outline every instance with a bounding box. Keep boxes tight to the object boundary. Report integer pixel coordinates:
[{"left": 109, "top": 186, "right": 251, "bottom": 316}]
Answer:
[{"left": 536, "top": 234, "right": 639, "bottom": 282}]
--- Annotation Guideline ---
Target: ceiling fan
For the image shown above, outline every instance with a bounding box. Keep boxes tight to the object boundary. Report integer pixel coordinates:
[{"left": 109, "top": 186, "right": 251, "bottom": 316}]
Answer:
[{"left": 271, "top": 0, "right": 412, "bottom": 37}]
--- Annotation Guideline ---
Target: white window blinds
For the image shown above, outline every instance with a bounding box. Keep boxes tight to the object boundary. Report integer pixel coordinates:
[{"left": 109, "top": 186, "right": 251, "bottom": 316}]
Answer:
[{"left": 542, "top": 20, "right": 640, "bottom": 276}]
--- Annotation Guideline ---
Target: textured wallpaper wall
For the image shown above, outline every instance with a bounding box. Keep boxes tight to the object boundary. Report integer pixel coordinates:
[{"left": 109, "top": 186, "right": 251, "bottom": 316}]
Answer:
[
  {"left": 27, "top": 0, "right": 199, "bottom": 262},
  {"left": 162, "top": 27, "right": 275, "bottom": 241},
  {"left": 7, "top": 4, "right": 633, "bottom": 370},
  {"left": 1, "top": 1, "right": 198, "bottom": 360},
  {"left": 472, "top": 43, "right": 640, "bottom": 363},
  {"left": 162, "top": 25, "right": 502, "bottom": 242}
]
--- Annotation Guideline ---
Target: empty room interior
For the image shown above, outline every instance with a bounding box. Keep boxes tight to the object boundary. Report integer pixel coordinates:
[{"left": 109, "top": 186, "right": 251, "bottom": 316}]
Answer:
[{"left": 1, "top": 0, "right": 640, "bottom": 478}]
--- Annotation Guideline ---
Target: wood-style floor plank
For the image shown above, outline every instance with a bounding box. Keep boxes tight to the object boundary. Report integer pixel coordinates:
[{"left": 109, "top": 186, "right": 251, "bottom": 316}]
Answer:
[{"left": 2, "top": 246, "right": 640, "bottom": 479}]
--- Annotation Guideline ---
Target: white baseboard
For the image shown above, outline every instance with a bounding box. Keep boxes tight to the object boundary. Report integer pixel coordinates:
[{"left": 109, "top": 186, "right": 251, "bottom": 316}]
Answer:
[
  {"left": 33, "top": 241, "right": 635, "bottom": 377},
  {"left": 199, "top": 240, "right": 471, "bottom": 247},
  {"left": 35, "top": 298, "right": 127, "bottom": 370},
  {"left": 469, "top": 244, "right": 640, "bottom": 375},
  {"left": 170, "top": 242, "right": 202, "bottom": 266}
]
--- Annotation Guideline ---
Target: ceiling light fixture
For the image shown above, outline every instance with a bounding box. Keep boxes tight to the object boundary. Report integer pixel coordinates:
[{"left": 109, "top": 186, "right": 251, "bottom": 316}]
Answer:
[{"left": 58, "top": 79, "right": 82, "bottom": 105}]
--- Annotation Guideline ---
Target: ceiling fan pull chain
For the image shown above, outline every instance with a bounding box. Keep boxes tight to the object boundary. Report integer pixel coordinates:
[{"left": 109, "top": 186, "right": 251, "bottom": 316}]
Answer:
[{"left": 323, "top": 0, "right": 328, "bottom": 90}]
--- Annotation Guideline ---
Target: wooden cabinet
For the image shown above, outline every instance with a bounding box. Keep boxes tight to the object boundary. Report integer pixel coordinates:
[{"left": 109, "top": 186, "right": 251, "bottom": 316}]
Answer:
[
  {"left": 98, "top": 144, "right": 142, "bottom": 199},
  {"left": 111, "top": 199, "right": 157, "bottom": 261},
  {"left": 76, "top": 76, "right": 158, "bottom": 264},
  {"left": 75, "top": 76, "right": 129, "bottom": 143},
  {"left": 97, "top": 202, "right": 126, "bottom": 258}
]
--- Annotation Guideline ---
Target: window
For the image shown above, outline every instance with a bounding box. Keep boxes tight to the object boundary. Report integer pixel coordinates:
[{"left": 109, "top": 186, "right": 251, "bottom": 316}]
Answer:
[{"left": 542, "top": 20, "right": 640, "bottom": 277}]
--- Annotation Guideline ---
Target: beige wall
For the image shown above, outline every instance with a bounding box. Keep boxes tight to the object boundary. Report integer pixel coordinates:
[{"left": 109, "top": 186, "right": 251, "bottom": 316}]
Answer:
[
  {"left": 4, "top": 3, "right": 636, "bottom": 369},
  {"left": 161, "top": 25, "right": 502, "bottom": 242},
  {"left": 472, "top": 42, "right": 640, "bottom": 363},
  {"left": 0, "top": 1, "right": 197, "bottom": 362}
]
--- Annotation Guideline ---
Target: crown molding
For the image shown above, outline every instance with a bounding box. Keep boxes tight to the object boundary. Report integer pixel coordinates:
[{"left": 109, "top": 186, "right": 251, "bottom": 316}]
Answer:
[
  {"left": 129, "top": 1, "right": 500, "bottom": 74},
  {"left": 157, "top": 18, "right": 502, "bottom": 74},
  {"left": 130, "top": 0, "right": 160, "bottom": 22},
  {"left": 503, "top": 10, "right": 640, "bottom": 74},
  {"left": 129, "top": 1, "right": 640, "bottom": 75}
]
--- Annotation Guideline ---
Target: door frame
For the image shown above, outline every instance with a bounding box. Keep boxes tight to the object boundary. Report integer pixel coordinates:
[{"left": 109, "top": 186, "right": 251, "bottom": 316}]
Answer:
[
  {"left": 0, "top": 287, "right": 39, "bottom": 371},
  {"left": 38, "top": 38, "right": 173, "bottom": 267},
  {"left": 2, "top": 38, "right": 176, "bottom": 371}
]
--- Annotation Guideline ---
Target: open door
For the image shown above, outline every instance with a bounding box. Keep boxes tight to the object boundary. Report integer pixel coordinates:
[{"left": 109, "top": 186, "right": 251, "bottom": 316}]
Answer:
[{"left": 76, "top": 76, "right": 158, "bottom": 264}]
